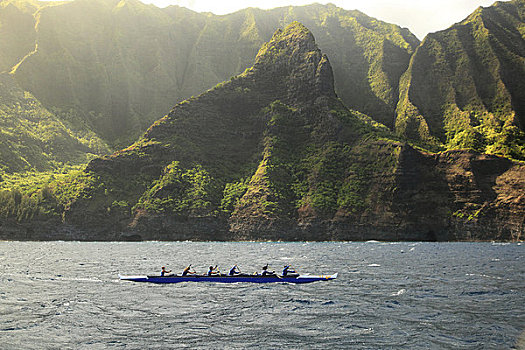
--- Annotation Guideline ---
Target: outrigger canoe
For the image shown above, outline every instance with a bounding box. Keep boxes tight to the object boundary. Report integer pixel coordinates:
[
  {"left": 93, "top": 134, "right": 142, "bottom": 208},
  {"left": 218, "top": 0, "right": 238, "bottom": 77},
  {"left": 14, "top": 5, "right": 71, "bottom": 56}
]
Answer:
[{"left": 118, "top": 273, "right": 338, "bottom": 284}]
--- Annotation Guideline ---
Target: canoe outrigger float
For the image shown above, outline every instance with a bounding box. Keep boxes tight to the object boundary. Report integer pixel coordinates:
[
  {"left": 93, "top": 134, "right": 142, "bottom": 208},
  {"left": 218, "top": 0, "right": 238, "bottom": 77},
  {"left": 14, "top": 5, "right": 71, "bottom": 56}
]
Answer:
[{"left": 118, "top": 273, "right": 338, "bottom": 284}]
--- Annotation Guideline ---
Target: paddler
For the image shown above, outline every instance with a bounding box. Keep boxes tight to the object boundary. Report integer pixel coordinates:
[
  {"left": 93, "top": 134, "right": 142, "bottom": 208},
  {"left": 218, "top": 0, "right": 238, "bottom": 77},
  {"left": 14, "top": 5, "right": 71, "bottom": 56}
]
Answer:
[
  {"left": 207, "top": 265, "right": 219, "bottom": 276},
  {"left": 182, "top": 264, "right": 196, "bottom": 276},
  {"left": 282, "top": 265, "right": 296, "bottom": 276},
  {"left": 160, "top": 266, "right": 172, "bottom": 277},
  {"left": 228, "top": 264, "right": 241, "bottom": 276},
  {"left": 261, "top": 264, "right": 275, "bottom": 276}
]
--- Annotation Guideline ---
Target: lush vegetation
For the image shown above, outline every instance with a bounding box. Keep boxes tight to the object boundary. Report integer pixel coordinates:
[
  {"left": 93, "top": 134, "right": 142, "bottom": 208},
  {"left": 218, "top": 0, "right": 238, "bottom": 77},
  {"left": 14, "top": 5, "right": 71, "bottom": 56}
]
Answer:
[
  {"left": 0, "top": 1, "right": 523, "bottom": 241},
  {"left": 396, "top": 0, "right": 525, "bottom": 160},
  {"left": 0, "top": 73, "right": 110, "bottom": 173},
  {"left": 0, "top": 166, "right": 95, "bottom": 222},
  {"left": 134, "top": 161, "right": 221, "bottom": 216},
  {"left": 0, "top": 22, "right": 402, "bottom": 230}
]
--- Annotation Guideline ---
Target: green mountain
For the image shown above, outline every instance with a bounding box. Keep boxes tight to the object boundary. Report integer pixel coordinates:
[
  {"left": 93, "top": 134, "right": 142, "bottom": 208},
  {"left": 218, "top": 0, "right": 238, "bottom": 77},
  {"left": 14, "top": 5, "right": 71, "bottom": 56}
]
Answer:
[
  {"left": 396, "top": 0, "right": 525, "bottom": 159},
  {"left": 5, "top": 0, "right": 418, "bottom": 145},
  {"left": 65, "top": 21, "right": 389, "bottom": 240},
  {"left": 2, "top": 22, "right": 522, "bottom": 242},
  {"left": 0, "top": 2, "right": 524, "bottom": 241},
  {"left": 0, "top": 73, "right": 110, "bottom": 172}
]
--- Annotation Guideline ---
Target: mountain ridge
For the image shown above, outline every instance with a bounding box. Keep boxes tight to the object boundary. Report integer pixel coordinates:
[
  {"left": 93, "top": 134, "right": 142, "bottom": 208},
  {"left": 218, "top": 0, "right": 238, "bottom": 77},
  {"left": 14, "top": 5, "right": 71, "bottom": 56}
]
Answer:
[
  {"left": 0, "top": 1, "right": 523, "bottom": 241},
  {"left": 1, "top": 22, "right": 522, "bottom": 242},
  {"left": 395, "top": 0, "right": 525, "bottom": 159},
  {"left": 3, "top": 0, "right": 418, "bottom": 147}
]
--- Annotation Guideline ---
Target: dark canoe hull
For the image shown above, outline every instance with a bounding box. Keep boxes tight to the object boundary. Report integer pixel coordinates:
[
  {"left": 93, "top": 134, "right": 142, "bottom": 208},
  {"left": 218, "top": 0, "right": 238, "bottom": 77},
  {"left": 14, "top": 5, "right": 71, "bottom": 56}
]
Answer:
[{"left": 118, "top": 273, "right": 338, "bottom": 284}]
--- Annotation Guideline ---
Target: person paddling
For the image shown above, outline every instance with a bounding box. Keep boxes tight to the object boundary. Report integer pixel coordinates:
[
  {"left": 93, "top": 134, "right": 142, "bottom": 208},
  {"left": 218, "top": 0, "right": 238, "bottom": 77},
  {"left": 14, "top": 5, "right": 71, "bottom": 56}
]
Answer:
[
  {"left": 282, "top": 265, "right": 296, "bottom": 276},
  {"left": 160, "top": 266, "right": 172, "bottom": 277},
  {"left": 207, "top": 265, "right": 219, "bottom": 276},
  {"left": 228, "top": 264, "right": 241, "bottom": 276},
  {"left": 182, "top": 264, "right": 196, "bottom": 276},
  {"left": 261, "top": 264, "right": 275, "bottom": 276}
]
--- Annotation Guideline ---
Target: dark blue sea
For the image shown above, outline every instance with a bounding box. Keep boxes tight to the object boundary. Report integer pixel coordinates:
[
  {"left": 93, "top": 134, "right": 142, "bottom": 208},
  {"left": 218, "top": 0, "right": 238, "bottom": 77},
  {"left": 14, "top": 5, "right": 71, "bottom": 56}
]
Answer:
[{"left": 1, "top": 241, "right": 524, "bottom": 349}]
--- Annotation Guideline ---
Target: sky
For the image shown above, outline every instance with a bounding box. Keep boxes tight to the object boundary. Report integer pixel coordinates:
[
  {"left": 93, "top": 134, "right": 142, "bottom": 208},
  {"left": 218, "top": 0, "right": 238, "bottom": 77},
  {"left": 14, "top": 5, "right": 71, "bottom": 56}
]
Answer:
[{"left": 138, "top": 0, "right": 504, "bottom": 39}]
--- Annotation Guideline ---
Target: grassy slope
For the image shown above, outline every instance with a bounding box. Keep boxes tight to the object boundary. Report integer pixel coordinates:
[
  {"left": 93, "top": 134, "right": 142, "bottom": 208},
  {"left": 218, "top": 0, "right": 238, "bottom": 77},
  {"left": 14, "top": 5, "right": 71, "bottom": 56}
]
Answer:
[
  {"left": 396, "top": 0, "right": 525, "bottom": 159},
  {"left": 0, "top": 73, "right": 110, "bottom": 172}
]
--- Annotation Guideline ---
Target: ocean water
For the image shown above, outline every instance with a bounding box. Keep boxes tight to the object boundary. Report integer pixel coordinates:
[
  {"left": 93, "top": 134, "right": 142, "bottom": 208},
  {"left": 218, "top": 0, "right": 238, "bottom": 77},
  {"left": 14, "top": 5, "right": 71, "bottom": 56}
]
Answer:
[{"left": 0, "top": 241, "right": 524, "bottom": 349}]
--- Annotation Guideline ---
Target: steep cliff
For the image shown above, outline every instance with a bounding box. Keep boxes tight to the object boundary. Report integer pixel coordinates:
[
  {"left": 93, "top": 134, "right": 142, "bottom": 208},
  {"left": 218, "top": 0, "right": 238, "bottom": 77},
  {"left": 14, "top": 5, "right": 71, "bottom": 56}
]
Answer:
[
  {"left": 1, "top": 22, "right": 520, "bottom": 241},
  {"left": 6, "top": 0, "right": 417, "bottom": 145},
  {"left": 0, "top": 0, "right": 39, "bottom": 73},
  {"left": 396, "top": 0, "right": 525, "bottom": 159},
  {"left": 0, "top": 5, "right": 523, "bottom": 241}
]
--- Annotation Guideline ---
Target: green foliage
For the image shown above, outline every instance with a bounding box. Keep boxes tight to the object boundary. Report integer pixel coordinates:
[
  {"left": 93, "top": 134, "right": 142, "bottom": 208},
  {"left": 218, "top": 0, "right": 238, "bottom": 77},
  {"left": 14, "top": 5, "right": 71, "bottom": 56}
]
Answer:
[
  {"left": 396, "top": 0, "right": 525, "bottom": 159},
  {"left": 134, "top": 161, "right": 219, "bottom": 216},
  {"left": 0, "top": 188, "right": 50, "bottom": 221},
  {"left": 294, "top": 136, "right": 401, "bottom": 217},
  {"left": 220, "top": 179, "right": 249, "bottom": 214},
  {"left": 443, "top": 109, "right": 525, "bottom": 160},
  {"left": 301, "top": 142, "right": 351, "bottom": 214},
  {"left": 51, "top": 169, "right": 98, "bottom": 207},
  {"left": 0, "top": 165, "right": 96, "bottom": 222},
  {"left": 338, "top": 179, "right": 365, "bottom": 212},
  {"left": 485, "top": 124, "right": 525, "bottom": 159},
  {"left": 0, "top": 74, "right": 110, "bottom": 172},
  {"left": 447, "top": 128, "right": 486, "bottom": 153}
]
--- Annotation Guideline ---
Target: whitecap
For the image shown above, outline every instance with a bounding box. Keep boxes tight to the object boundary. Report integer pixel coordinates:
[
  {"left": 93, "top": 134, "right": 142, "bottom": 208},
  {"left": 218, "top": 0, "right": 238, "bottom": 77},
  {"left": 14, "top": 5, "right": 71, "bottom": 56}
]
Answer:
[
  {"left": 368, "top": 264, "right": 381, "bottom": 267},
  {"left": 391, "top": 289, "right": 406, "bottom": 296}
]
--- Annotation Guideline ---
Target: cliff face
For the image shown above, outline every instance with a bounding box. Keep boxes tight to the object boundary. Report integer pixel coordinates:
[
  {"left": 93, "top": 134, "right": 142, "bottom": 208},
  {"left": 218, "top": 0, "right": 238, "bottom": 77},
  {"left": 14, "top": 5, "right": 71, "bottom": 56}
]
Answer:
[
  {"left": 396, "top": 0, "right": 525, "bottom": 159},
  {"left": 228, "top": 142, "right": 524, "bottom": 242},
  {"left": 3, "top": 0, "right": 417, "bottom": 145},
  {"left": 434, "top": 151, "right": 524, "bottom": 241},
  {"left": 29, "top": 22, "right": 520, "bottom": 242},
  {"left": 0, "top": 3, "right": 524, "bottom": 241},
  {"left": 0, "top": 0, "right": 38, "bottom": 73}
]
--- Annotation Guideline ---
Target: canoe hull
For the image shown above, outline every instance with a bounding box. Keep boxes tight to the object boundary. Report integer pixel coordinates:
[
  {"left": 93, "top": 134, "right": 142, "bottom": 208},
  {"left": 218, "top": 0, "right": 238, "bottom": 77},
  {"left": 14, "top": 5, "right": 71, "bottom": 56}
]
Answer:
[{"left": 118, "top": 273, "right": 337, "bottom": 284}]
